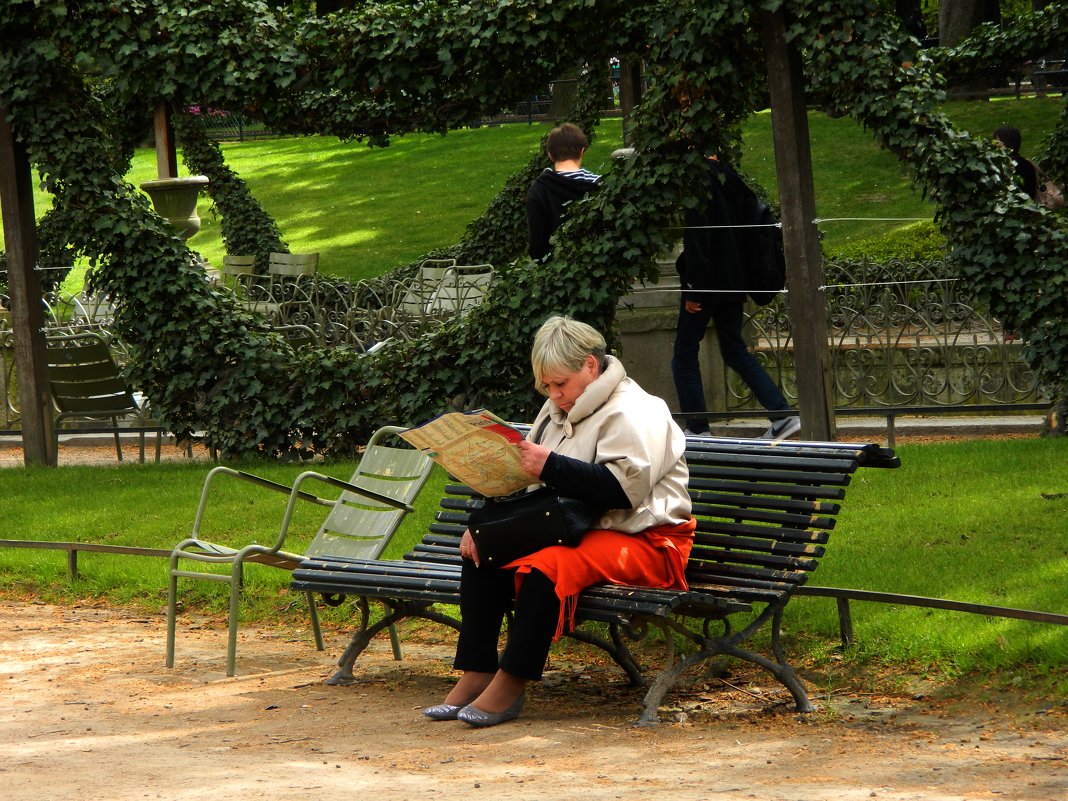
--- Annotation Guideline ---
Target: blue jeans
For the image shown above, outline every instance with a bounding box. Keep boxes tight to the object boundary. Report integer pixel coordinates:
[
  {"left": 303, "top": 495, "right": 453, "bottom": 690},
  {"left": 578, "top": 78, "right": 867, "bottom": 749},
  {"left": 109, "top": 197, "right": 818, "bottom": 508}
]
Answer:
[{"left": 671, "top": 298, "right": 792, "bottom": 433}]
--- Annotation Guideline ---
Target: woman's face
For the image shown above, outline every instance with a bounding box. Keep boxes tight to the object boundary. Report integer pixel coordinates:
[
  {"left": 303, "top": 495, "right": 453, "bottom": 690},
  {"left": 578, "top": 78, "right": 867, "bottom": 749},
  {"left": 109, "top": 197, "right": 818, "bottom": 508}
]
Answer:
[{"left": 540, "top": 354, "right": 599, "bottom": 413}]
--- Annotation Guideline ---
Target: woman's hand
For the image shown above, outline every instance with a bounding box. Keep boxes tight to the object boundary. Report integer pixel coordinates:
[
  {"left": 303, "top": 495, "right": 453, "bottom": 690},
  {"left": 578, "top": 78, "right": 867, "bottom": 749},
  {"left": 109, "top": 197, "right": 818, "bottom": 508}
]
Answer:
[
  {"left": 459, "top": 529, "right": 480, "bottom": 567},
  {"left": 516, "top": 440, "right": 551, "bottom": 478}
]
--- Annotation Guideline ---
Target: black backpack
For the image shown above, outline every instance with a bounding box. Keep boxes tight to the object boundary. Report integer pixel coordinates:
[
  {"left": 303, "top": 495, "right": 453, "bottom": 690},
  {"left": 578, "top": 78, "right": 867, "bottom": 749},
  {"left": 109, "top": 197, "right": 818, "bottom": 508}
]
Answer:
[{"left": 738, "top": 188, "right": 786, "bottom": 306}]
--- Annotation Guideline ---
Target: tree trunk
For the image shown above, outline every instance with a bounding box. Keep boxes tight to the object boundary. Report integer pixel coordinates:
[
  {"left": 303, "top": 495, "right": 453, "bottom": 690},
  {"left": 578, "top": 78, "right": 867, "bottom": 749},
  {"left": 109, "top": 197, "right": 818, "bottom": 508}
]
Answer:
[
  {"left": 940, "top": 0, "right": 1003, "bottom": 45},
  {"left": 940, "top": 0, "right": 1002, "bottom": 96}
]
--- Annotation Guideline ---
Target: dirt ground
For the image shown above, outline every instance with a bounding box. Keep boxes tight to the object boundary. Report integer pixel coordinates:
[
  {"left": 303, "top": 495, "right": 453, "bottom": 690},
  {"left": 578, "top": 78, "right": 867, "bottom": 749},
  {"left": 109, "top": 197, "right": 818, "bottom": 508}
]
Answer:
[
  {"left": 1, "top": 600, "right": 1065, "bottom": 801},
  {"left": 0, "top": 439, "right": 216, "bottom": 468}
]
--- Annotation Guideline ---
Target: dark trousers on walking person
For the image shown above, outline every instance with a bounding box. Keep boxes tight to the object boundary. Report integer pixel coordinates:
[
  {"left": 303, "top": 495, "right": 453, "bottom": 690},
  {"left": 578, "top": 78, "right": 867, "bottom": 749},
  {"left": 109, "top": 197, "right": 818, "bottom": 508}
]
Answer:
[
  {"left": 671, "top": 297, "right": 796, "bottom": 437},
  {"left": 454, "top": 560, "right": 560, "bottom": 680}
]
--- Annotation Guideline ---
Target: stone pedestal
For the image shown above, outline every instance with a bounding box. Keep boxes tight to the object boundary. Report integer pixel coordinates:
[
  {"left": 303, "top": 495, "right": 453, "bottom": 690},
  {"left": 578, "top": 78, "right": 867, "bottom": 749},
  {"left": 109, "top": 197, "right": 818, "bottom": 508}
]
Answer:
[
  {"left": 615, "top": 243, "right": 726, "bottom": 416},
  {"left": 140, "top": 175, "right": 209, "bottom": 241},
  {"left": 616, "top": 305, "right": 727, "bottom": 418}
]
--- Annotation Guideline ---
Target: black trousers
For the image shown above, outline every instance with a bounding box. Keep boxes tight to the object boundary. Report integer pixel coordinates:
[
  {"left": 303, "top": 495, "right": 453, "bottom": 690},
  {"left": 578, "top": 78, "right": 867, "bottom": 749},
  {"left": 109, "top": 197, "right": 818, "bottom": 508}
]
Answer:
[{"left": 453, "top": 560, "right": 560, "bottom": 681}]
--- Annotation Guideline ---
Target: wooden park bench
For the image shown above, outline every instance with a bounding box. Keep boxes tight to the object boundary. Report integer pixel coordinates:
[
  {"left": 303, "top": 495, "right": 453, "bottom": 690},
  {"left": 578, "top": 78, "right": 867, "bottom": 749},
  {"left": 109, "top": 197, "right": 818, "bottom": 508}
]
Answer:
[{"left": 291, "top": 436, "right": 900, "bottom": 723}]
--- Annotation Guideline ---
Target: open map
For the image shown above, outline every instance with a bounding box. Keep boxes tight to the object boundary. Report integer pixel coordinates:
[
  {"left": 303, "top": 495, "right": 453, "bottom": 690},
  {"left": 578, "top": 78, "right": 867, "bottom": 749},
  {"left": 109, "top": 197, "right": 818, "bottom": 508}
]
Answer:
[{"left": 398, "top": 410, "right": 537, "bottom": 497}]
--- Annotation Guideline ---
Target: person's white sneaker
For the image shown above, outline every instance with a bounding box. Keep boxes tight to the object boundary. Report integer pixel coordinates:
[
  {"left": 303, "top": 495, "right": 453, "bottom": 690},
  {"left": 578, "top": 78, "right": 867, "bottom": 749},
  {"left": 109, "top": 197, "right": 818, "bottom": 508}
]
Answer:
[{"left": 762, "top": 416, "right": 801, "bottom": 441}]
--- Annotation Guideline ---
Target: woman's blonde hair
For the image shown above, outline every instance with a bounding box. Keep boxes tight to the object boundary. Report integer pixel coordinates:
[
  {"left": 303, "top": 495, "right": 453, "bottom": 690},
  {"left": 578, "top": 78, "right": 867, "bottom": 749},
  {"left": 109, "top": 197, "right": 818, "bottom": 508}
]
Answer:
[{"left": 530, "top": 315, "right": 607, "bottom": 395}]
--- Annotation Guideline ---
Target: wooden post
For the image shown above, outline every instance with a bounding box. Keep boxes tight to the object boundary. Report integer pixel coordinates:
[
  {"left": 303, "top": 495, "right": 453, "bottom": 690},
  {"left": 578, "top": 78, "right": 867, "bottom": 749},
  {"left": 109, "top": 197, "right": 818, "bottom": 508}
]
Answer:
[
  {"left": 618, "top": 58, "right": 643, "bottom": 147},
  {"left": 154, "top": 102, "right": 178, "bottom": 179},
  {"left": 0, "top": 107, "right": 56, "bottom": 465},
  {"left": 761, "top": 10, "right": 837, "bottom": 440}
]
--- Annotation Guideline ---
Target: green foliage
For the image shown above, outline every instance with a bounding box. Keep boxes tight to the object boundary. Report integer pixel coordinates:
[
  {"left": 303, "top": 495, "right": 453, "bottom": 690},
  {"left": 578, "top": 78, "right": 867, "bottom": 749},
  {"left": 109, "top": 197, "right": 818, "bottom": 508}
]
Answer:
[
  {"left": 1039, "top": 99, "right": 1068, "bottom": 184},
  {"left": 449, "top": 65, "right": 615, "bottom": 268},
  {"left": 790, "top": 0, "right": 1068, "bottom": 397},
  {"left": 826, "top": 220, "right": 946, "bottom": 262},
  {"left": 2, "top": 0, "right": 1067, "bottom": 459},
  {"left": 114, "top": 125, "right": 570, "bottom": 283},
  {"left": 173, "top": 110, "right": 289, "bottom": 268}
]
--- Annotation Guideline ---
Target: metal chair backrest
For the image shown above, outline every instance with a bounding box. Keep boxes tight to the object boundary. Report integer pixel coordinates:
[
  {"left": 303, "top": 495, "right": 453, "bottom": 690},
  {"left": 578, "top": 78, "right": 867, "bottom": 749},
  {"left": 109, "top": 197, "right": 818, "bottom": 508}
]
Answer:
[
  {"left": 220, "top": 255, "right": 258, "bottom": 297},
  {"left": 46, "top": 332, "right": 139, "bottom": 418},
  {"left": 44, "top": 331, "right": 160, "bottom": 462},
  {"left": 268, "top": 252, "right": 319, "bottom": 277},
  {"left": 272, "top": 324, "right": 318, "bottom": 349},
  {"left": 397, "top": 258, "right": 456, "bottom": 318},
  {"left": 426, "top": 264, "right": 493, "bottom": 315},
  {"left": 305, "top": 425, "right": 435, "bottom": 560}
]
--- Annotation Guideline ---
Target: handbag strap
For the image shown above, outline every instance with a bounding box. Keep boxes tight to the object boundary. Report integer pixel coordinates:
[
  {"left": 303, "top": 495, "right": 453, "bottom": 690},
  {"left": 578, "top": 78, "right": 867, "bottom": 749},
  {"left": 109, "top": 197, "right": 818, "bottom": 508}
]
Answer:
[{"left": 532, "top": 415, "right": 551, "bottom": 445}]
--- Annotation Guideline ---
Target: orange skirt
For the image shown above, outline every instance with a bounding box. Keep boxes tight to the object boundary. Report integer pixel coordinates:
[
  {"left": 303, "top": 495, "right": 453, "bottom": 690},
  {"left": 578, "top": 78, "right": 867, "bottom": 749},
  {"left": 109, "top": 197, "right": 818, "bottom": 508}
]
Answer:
[{"left": 506, "top": 517, "right": 696, "bottom": 640}]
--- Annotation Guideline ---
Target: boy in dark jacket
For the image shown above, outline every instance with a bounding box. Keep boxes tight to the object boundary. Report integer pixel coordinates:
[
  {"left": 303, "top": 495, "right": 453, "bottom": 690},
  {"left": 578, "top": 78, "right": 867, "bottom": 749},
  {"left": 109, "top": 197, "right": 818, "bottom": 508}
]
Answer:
[
  {"left": 672, "top": 157, "right": 800, "bottom": 440},
  {"left": 993, "top": 125, "right": 1038, "bottom": 201},
  {"left": 526, "top": 123, "right": 601, "bottom": 262}
]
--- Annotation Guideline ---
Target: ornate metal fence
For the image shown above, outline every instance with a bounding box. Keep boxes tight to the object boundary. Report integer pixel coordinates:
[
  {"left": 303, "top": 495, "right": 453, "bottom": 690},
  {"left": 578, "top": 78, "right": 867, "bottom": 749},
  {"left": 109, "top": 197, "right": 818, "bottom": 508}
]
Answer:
[
  {"left": 739, "top": 259, "right": 1046, "bottom": 411},
  {"left": 2, "top": 259, "right": 1050, "bottom": 432}
]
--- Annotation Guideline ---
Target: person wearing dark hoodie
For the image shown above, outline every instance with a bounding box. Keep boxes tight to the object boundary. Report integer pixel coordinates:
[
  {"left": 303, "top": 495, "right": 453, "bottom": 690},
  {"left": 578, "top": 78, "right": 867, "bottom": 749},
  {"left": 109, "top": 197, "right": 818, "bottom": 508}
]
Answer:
[
  {"left": 672, "top": 156, "right": 800, "bottom": 441},
  {"left": 526, "top": 123, "right": 601, "bottom": 262}
]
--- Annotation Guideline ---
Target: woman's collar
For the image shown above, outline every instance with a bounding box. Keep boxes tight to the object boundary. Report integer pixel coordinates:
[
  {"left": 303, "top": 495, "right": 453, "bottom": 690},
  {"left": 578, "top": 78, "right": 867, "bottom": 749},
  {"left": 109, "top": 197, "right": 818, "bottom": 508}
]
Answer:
[{"left": 548, "top": 355, "right": 626, "bottom": 433}]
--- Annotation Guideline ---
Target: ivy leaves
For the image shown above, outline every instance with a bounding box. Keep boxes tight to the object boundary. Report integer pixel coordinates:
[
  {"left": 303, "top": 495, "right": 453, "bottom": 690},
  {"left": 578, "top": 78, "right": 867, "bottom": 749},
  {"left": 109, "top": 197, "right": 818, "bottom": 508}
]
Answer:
[{"left": 3, "top": 0, "right": 1066, "bottom": 459}]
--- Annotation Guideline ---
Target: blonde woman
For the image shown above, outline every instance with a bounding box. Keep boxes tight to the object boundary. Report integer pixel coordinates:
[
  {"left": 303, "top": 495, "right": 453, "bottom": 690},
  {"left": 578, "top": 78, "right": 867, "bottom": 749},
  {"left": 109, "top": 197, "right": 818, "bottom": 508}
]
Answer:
[{"left": 425, "top": 315, "right": 695, "bottom": 727}]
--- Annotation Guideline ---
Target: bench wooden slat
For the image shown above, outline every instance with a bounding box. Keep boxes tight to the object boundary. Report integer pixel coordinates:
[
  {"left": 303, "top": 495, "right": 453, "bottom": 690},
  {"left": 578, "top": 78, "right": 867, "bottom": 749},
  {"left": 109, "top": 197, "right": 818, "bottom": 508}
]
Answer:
[
  {"left": 693, "top": 532, "right": 827, "bottom": 558},
  {"left": 686, "top": 568, "right": 806, "bottom": 591},
  {"left": 686, "top": 451, "right": 861, "bottom": 470},
  {"left": 688, "top": 477, "right": 848, "bottom": 502},
  {"left": 579, "top": 585, "right": 752, "bottom": 615},
  {"left": 688, "top": 464, "right": 855, "bottom": 489},
  {"left": 695, "top": 521, "right": 831, "bottom": 545},
  {"left": 691, "top": 489, "right": 843, "bottom": 516},
  {"left": 689, "top": 549, "right": 819, "bottom": 573},
  {"left": 692, "top": 503, "right": 838, "bottom": 530}
]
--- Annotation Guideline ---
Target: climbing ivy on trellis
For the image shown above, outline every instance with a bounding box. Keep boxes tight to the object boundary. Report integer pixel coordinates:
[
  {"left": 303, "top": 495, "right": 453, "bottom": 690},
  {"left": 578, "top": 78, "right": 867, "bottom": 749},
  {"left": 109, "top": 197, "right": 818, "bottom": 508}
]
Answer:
[
  {"left": 1, "top": 0, "right": 1066, "bottom": 458},
  {"left": 173, "top": 111, "right": 289, "bottom": 270}
]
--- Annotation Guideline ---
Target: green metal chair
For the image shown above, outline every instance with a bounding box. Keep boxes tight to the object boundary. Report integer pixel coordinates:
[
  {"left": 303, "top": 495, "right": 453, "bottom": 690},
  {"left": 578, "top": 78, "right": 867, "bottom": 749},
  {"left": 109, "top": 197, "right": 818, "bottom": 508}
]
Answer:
[
  {"left": 165, "top": 424, "right": 434, "bottom": 676},
  {"left": 425, "top": 263, "right": 494, "bottom": 317},
  {"left": 45, "top": 331, "right": 162, "bottom": 463}
]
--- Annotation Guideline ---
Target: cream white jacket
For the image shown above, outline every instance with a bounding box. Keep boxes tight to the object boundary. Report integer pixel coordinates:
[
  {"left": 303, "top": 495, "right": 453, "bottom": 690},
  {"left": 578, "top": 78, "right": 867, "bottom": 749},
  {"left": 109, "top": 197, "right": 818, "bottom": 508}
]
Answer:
[{"left": 529, "top": 355, "right": 691, "bottom": 533}]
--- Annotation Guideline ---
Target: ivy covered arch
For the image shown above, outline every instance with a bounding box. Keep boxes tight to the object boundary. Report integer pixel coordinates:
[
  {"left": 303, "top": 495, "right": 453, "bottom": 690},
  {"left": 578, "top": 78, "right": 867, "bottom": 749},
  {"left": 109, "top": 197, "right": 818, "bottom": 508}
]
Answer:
[{"left": 1, "top": 0, "right": 1065, "bottom": 458}]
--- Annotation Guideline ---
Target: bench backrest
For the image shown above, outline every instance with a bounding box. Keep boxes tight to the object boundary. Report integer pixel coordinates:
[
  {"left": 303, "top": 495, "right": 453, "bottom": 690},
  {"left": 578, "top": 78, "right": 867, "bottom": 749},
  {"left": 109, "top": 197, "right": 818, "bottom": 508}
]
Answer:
[
  {"left": 410, "top": 438, "right": 897, "bottom": 600},
  {"left": 682, "top": 439, "right": 875, "bottom": 602}
]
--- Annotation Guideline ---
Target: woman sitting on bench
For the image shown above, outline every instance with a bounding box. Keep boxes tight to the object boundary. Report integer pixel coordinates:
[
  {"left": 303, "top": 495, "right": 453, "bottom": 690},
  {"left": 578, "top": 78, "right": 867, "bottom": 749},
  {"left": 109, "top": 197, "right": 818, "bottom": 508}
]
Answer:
[{"left": 424, "top": 314, "right": 695, "bottom": 727}]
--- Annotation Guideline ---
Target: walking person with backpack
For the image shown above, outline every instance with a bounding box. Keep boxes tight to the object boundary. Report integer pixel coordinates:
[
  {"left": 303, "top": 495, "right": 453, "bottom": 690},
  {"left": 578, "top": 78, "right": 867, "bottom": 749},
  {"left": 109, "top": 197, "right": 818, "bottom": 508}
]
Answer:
[{"left": 671, "top": 156, "right": 800, "bottom": 440}]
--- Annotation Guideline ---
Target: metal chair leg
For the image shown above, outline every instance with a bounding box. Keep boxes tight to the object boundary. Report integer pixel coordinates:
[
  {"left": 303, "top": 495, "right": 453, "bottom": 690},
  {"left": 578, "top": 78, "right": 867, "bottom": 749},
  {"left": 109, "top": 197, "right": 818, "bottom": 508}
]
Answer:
[{"left": 306, "top": 591, "right": 325, "bottom": 651}]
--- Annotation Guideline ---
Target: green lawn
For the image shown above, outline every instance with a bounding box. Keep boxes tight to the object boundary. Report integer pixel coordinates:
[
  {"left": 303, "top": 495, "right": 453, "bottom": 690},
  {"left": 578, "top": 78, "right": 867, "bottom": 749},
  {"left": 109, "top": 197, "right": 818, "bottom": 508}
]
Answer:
[
  {"left": 793, "top": 437, "right": 1068, "bottom": 674},
  {"left": 1, "top": 438, "right": 1064, "bottom": 678},
  {"left": 10, "top": 95, "right": 1063, "bottom": 290}
]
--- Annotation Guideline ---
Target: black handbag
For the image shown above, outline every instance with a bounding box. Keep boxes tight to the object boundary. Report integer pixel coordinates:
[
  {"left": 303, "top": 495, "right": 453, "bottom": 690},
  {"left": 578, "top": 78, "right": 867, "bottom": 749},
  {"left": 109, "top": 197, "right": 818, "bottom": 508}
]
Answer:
[{"left": 468, "top": 488, "right": 603, "bottom": 566}]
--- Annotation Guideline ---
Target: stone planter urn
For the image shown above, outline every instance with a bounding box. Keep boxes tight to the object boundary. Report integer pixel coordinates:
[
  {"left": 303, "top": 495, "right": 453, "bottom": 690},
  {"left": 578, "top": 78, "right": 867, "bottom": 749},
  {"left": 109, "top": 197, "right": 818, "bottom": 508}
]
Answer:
[{"left": 140, "top": 175, "right": 210, "bottom": 241}]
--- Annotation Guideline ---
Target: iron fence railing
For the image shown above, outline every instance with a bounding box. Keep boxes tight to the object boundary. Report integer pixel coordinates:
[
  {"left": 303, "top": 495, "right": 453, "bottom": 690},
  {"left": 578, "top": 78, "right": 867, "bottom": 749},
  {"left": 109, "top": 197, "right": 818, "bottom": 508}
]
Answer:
[
  {"left": 737, "top": 259, "right": 1048, "bottom": 412},
  {"left": 1, "top": 259, "right": 1052, "bottom": 432}
]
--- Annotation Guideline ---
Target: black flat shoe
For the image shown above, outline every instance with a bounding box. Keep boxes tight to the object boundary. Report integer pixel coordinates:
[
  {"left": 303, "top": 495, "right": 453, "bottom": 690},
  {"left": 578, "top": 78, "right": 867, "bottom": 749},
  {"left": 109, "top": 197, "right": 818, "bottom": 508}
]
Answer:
[{"left": 456, "top": 692, "right": 526, "bottom": 728}]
